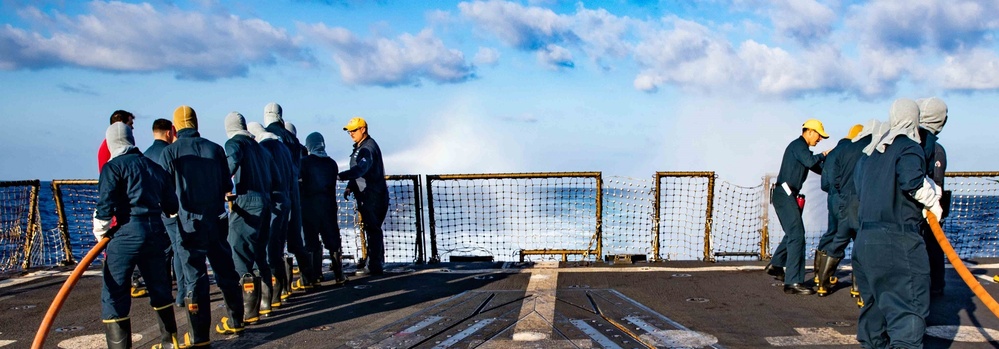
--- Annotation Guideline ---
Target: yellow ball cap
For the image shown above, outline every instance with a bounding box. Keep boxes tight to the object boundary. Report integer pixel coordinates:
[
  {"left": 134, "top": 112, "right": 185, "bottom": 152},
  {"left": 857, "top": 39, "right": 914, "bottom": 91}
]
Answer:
[
  {"left": 846, "top": 124, "right": 864, "bottom": 140},
  {"left": 802, "top": 118, "right": 829, "bottom": 138},
  {"left": 173, "top": 105, "right": 198, "bottom": 131},
  {"left": 343, "top": 117, "right": 367, "bottom": 131}
]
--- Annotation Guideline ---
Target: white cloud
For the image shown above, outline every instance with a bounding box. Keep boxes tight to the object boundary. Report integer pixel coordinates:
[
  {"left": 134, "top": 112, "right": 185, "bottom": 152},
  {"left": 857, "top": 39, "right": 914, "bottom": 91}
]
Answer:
[
  {"left": 0, "top": 2, "right": 309, "bottom": 80},
  {"left": 302, "top": 24, "right": 476, "bottom": 87},
  {"left": 937, "top": 48, "right": 999, "bottom": 90},
  {"left": 537, "top": 44, "right": 574, "bottom": 69},
  {"left": 766, "top": 0, "right": 836, "bottom": 45},
  {"left": 848, "top": 0, "right": 999, "bottom": 53},
  {"left": 474, "top": 47, "right": 500, "bottom": 66},
  {"left": 459, "top": 0, "right": 576, "bottom": 50}
]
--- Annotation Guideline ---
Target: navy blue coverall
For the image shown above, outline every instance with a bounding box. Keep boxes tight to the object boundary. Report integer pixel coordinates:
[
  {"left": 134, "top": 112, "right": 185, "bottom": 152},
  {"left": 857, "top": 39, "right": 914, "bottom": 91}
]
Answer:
[
  {"left": 266, "top": 122, "right": 316, "bottom": 284},
  {"left": 96, "top": 148, "right": 178, "bottom": 320},
  {"left": 258, "top": 137, "right": 295, "bottom": 297},
  {"left": 771, "top": 136, "right": 825, "bottom": 285},
  {"left": 157, "top": 128, "right": 243, "bottom": 344},
  {"left": 339, "top": 136, "right": 389, "bottom": 274},
  {"left": 301, "top": 154, "right": 340, "bottom": 279},
  {"left": 919, "top": 129, "right": 947, "bottom": 295},
  {"left": 144, "top": 139, "right": 177, "bottom": 301},
  {"left": 225, "top": 134, "right": 276, "bottom": 283},
  {"left": 817, "top": 135, "right": 871, "bottom": 258},
  {"left": 854, "top": 136, "right": 929, "bottom": 349}
]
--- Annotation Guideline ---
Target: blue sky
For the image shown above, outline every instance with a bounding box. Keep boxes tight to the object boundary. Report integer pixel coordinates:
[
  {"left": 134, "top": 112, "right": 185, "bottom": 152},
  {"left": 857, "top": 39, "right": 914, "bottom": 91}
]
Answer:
[{"left": 1, "top": 0, "right": 998, "bottom": 184}]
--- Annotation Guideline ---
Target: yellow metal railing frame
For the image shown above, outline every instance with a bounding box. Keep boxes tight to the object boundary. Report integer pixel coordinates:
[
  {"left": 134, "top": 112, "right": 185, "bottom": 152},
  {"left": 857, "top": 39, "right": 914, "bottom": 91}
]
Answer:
[{"left": 653, "top": 172, "right": 716, "bottom": 262}]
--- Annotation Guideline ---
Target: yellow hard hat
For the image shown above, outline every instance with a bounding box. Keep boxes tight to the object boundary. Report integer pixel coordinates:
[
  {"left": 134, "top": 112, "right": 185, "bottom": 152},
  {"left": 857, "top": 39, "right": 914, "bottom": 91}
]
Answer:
[
  {"left": 845, "top": 124, "right": 863, "bottom": 140},
  {"left": 343, "top": 117, "right": 367, "bottom": 131},
  {"left": 802, "top": 119, "right": 829, "bottom": 138}
]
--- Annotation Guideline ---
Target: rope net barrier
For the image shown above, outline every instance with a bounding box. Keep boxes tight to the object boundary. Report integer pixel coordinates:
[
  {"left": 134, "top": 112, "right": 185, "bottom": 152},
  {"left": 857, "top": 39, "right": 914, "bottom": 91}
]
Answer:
[
  {"left": 5, "top": 172, "right": 998, "bottom": 268},
  {"left": 427, "top": 173, "right": 601, "bottom": 262},
  {"left": 0, "top": 181, "right": 40, "bottom": 273}
]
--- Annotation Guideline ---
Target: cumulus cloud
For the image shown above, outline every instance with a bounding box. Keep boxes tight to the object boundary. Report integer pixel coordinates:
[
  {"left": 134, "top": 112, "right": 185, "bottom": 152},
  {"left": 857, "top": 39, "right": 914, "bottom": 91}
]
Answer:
[
  {"left": 0, "top": 2, "right": 310, "bottom": 80},
  {"left": 459, "top": 0, "right": 577, "bottom": 50},
  {"left": 303, "top": 24, "right": 476, "bottom": 87},
  {"left": 937, "top": 48, "right": 999, "bottom": 91},
  {"left": 474, "top": 47, "right": 500, "bottom": 66},
  {"left": 849, "top": 0, "right": 999, "bottom": 52},
  {"left": 766, "top": 0, "right": 836, "bottom": 46},
  {"left": 537, "top": 44, "right": 574, "bottom": 69}
]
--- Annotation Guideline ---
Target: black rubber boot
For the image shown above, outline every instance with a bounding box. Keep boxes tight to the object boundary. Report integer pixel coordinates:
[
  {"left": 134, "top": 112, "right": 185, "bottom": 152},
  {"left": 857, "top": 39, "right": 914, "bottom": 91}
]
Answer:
[
  {"left": 241, "top": 274, "right": 261, "bottom": 324},
  {"left": 184, "top": 296, "right": 212, "bottom": 347},
  {"left": 817, "top": 254, "right": 842, "bottom": 297},
  {"left": 291, "top": 252, "right": 315, "bottom": 291},
  {"left": 813, "top": 250, "right": 826, "bottom": 284},
  {"left": 312, "top": 252, "right": 324, "bottom": 284},
  {"left": 282, "top": 256, "right": 294, "bottom": 299},
  {"left": 104, "top": 317, "right": 132, "bottom": 349},
  {"left": 259, "top": 276, "right": 274, "bottom": 317},
  {"left": 330, "top": 250, "right": 346, "bottom": 286},
  {"left": 152, "top": 304, "right": 179, "bottom": 349}
]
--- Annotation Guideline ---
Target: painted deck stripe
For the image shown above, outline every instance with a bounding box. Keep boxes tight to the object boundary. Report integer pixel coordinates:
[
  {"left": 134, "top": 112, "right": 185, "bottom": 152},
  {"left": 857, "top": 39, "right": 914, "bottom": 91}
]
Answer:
[
  {"left": 570, "top": 319, "right": 623, "bottom": 349},
  {"left": 430, "top": 318, "right": 495, "bottom": 349},
  {"left": 397, "top": 315, "right": 443, "bottom": 335}
]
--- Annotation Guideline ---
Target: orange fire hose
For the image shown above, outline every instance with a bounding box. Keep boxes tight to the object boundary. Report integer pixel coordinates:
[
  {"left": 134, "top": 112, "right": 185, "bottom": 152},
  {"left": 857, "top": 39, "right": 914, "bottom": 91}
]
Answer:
[
  {"left": 926, "top": 211, "right": 999, "bottom": 319},
  {"left": 31, "top": 237, "right": 110, "bottom": 349}
]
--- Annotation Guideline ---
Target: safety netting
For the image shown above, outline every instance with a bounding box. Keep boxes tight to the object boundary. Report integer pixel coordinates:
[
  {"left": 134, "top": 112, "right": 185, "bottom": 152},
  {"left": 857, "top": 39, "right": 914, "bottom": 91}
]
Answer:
[
  {"left": 0, "top": 181, "right": 42, "bottom": 273},
  {"left": 427, "top": 173, "right": 601, "bottom": 262},
  {"left": 336, "top": 175, "right": 425, "bottom": 265},
  {"left": 601, "top": 176, "right": 654, "bottom": 257},
  {"left": 51, "top": 180, "right": 102, "bottom": 265},
  {"left": 941, "top": 173, "right": 999, "bottom": 258}
]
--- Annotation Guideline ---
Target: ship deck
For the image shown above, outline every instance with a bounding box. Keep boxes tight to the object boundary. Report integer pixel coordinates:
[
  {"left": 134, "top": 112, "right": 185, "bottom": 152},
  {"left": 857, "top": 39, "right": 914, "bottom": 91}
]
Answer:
[{"left": 4, "top": 259, "right": 999, "bottom": 348}]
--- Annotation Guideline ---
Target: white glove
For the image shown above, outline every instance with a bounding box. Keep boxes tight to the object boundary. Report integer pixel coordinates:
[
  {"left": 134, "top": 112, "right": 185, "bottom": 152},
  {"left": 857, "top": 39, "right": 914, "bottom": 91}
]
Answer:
[
  {"left": 913, "top": 177, "right": 941, "bottom": 207},
  {"left": 923, "top": 202, "right": 943, "bottom": 222},
  {"left": 92, "top": 211, "right": 111, "bottom": 240}
]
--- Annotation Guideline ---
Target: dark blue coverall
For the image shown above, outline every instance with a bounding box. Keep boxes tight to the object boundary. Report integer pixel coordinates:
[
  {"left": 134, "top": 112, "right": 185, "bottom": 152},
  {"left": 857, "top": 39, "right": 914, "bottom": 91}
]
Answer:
[
  {"left": 817, "top": 138, "right": 850, "bottom": 254},
  {"left": 919, "top": 129, "right": 947, "bottom": 295},
  {"left": 266, "top": 122, "right": 317, "bottom": 285},
  {"left": 97, "top": 148, "right": 177, "bottom": 320},
  {"left": 771, "top": 136, "right": 825, "bottom": 285},
  {"left": 144, "top": 139, "right": 177, "bottom": 302},
  {"left": 158, "top": 128, "right": 243, "bottom": 344},
  {"left": 301, "top": 154, "right": 340, "bottom": 281},
  {"left": 225, "top": 134, "right": 278, "bottom": 320},
  {"left": 258, "top": 137, "right": 295, "bottom": 300},
  {"left": 854, "top": 136, "right": 929, "bottom": 349},
  {"left": 817, "top": 135, "right": 871, "bottom": 258},
  {"left": 338, "top": 136, "right": 389, "bottom": 274}
]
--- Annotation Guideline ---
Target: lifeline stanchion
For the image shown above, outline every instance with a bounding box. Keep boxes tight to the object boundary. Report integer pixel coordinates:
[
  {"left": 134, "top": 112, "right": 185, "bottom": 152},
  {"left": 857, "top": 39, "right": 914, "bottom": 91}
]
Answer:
[
  {"left": 926, "top": 211, "right": 999, "bottom": 319},
  {"left": 31, "top": 236, "right": 110, "bottom": 349}
]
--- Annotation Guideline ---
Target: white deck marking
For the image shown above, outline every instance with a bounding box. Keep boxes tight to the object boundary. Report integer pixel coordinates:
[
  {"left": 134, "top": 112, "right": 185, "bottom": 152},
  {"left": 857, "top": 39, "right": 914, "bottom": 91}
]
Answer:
[
  {"left": 430, "top": 318, "right": 494, "bottom": 349},
  {"left": 764, "top": 327, "right": 858, "bottom": 346},
  {"left": 0, "top": 340, "right": 14, "bottom": 347},
  {"left": 570, "top": 319, "right": 623, "bottom": 349},
  {"left": 397, "top": 315, "right": 444, "bottom": 336},
  {"left": 625, "top": 316, "right": 719, "bottom": 347},
  {"left": 58, "top": 334, "right": 143, "bottom": 349},
  {"left": 925, "top": 325, "right": 999, "bottom": 342},
  {"left": 513, "top": 261, "right": 558, "bottom": 340}
]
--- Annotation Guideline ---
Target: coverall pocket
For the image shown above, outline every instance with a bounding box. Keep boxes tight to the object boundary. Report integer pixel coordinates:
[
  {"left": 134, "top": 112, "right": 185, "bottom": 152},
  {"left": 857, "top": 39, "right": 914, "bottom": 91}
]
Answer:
[{"left": 858, "top": 229, "right": 895, "bottom": 273}]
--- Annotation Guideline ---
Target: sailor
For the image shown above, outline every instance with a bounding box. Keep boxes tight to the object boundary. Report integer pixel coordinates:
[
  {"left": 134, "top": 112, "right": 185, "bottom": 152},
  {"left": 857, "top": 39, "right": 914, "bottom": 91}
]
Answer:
[
  {"left": 263, "top": 103, "right": 318, "bottom": 291},
  {"left": 301, "top": 132, "right": 345, "bottom": 285},
  {"left": 765, "top": 119, "right": 830, "bottom": 295},
  {"left": 339, "top": 117, "right": 390, "bottom": 276},
  {"left": 223, "top": 112, "right": 277, "bottom": 325},
  {"left": 917, "top": 97, "right": 949, "bottom": 297},
  {"left": 248, "top": 121, "right": 295, "bottom": 308},
  {"left": 94, "top": 122, "right": 179, "bottom": 349},
  {"left": 157, "top": 106, "right": 245, "bottom": 345},
  {"left": 96, "top": 111, "right": 148, "bottom": 298},
  {"left": 813, "top": 124, "right": 864, "bottom": 296},
  {"left": 854, "top": 98, "right": 941, "bottom": 348},
  {"left": 144, "top": 118, "right": 178, "bottom": 302}
]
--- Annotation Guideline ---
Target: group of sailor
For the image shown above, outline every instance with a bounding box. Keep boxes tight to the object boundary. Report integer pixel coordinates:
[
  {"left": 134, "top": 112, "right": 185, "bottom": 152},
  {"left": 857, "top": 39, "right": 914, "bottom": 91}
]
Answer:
[
  {"left": 93, "top": 104, "right": 388, "bottom": 348},
  {"left": 766, "top": 97, "right": 949, "bottom": 348}
]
